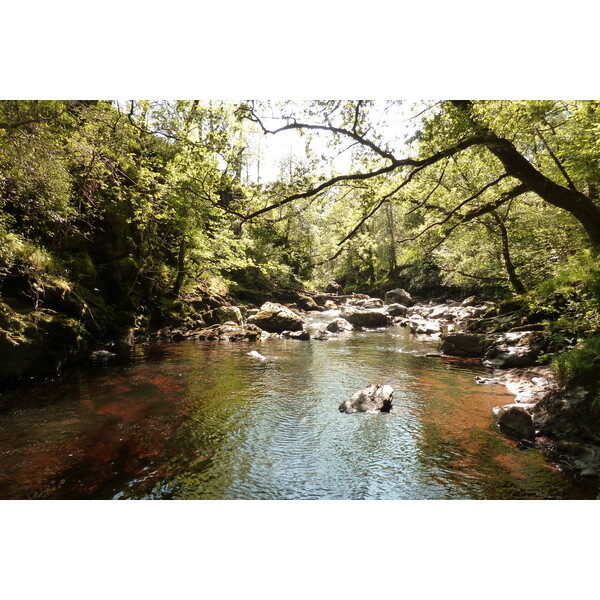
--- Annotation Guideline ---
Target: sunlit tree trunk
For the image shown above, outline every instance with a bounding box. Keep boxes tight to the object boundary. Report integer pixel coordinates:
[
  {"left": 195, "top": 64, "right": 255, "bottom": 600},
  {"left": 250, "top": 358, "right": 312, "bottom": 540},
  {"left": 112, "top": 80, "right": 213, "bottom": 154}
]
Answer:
[{"left": 172, "top": 236, "right": 186, "bottom": 297}]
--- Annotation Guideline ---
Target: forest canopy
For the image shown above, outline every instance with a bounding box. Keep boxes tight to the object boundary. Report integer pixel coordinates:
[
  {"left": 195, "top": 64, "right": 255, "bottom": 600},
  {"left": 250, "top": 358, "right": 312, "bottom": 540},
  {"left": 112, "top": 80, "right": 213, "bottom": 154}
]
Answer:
[{"left": 1, "top": 99, "right": 599, "bottom": 352}]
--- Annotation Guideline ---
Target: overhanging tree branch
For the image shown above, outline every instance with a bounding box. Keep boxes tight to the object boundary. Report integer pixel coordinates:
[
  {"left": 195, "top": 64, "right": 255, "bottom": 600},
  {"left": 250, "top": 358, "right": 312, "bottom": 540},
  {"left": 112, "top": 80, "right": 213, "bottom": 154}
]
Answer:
[
  {"left": 398, "top": 174, "right": 514, "bottom": 243},
  {"left": 241, "top": 135, "right": 500, "bottom": 221},
  {"left": 451, "top": 100, "right": 600, "bottom": 251},
  {"left": 336, "top": 165, "right": 427, "bottom": 247},
  {"left": 423, "top": 184, "right": 529, "bottom": 254},
  {"left": 535, "top": 127, "right": 578, "bottom": 192}
]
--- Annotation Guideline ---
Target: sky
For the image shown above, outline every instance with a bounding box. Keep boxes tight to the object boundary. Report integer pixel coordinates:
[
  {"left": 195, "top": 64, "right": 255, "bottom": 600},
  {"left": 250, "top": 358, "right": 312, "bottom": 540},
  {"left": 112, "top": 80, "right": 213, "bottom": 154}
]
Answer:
[{"left": 246, "top": 101, "right": 424, "bottom": 183}]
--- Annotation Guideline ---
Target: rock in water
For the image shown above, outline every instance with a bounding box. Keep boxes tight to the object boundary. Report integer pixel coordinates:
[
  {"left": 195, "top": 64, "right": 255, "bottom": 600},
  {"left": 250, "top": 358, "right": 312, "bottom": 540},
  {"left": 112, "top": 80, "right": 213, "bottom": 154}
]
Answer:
[
  {"left": 281, "top": 329, "right": 311, "bottom": 340},
  {"left": 340, "top": 307, "right": 389, "bottom": 329},
  {"left": 247, "top": 350, "right": 266, "bottom": 360},
  {"left": 313, "top": 329, "right": 330, "bottom": 340},
  {"left": 498, "top": 405, "right": 536, "bottom": 440},
  {"left": 384, "top": 288, "right": 414, "bottom": 306},
  {"left": 439, "top": 333, "right": 492, "bottom": 357},
  {"left": 339, "top": 384, "right": 394, "bottom": 413},
  {"left": 247, "top": 302, "right": 306, "bottom": 333},
  {"left": 325, "top": 317, "right": 353, "bottom": 333}
]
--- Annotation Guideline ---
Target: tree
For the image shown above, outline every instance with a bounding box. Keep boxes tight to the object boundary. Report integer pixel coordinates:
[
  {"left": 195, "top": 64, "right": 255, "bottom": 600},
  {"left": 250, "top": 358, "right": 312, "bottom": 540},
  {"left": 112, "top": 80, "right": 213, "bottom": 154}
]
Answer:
[{"left": 238, "top": 100, "right": 600, "bottom": 260}]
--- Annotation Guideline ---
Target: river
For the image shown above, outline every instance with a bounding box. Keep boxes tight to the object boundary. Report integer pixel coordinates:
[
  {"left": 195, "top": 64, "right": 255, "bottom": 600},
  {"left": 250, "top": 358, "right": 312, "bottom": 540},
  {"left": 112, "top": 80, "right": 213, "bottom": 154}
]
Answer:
[{"left": 0, "top": 311, "right": 596, "bottom": 499}]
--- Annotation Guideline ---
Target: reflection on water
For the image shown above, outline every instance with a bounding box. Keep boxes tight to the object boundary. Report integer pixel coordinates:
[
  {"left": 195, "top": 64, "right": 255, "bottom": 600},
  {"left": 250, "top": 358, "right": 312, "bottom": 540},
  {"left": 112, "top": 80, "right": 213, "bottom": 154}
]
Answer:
[{"left": 0, "top": 322, "right": 597, "bottom": 499}]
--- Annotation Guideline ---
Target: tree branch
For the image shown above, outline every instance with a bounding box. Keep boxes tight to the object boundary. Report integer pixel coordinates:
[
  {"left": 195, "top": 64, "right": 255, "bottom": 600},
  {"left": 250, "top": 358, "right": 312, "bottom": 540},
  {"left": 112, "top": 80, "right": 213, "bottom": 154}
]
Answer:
[
  {"left": 535, "top": 127, "right": 578, "bottom": 192},
  {"left": 243, "top": 106, "right": 397, "bottom": 162},
  {"left": 399, "top": 174, "right": 512, "bottom": 243},
  {"left": 438, "top": 265, "right": 507, "bottom": 282},
  {"left": 241, "top": 135, "right": 500, "bottom": 221}
]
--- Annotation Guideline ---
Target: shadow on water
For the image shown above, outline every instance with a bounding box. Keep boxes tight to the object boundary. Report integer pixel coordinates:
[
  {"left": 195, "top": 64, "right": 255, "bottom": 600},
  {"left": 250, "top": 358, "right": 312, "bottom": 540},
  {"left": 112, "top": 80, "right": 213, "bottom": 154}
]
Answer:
[{"left": 0, "top": 324, "right": 597, "bottom": 499}]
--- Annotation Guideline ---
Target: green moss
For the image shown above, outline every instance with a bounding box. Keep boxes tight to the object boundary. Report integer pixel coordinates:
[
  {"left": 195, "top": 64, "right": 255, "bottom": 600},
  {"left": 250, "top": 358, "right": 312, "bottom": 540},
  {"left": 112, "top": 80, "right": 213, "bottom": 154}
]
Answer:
[{"left": 0, "top": 304, "right": 88, "bottom": 384}]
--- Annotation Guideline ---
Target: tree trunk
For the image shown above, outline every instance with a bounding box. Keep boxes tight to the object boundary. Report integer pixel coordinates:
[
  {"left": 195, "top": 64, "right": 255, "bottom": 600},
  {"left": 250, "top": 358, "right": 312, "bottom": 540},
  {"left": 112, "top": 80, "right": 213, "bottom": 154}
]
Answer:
[
  {"left": 385, "top": 201, "right": 398, "bottom": 277},
  {"left": 172, "top": 236, "right": 186, "bottom": 297},
  {"left": 490, "top": 211, "right": 526, "bottom": 295}
]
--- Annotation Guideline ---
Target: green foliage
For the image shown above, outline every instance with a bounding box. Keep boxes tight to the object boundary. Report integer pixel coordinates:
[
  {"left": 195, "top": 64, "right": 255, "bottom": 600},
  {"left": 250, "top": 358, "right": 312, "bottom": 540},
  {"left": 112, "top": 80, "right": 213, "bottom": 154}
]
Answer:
[
  {"left": 2, "top": 98, "right": 600, "bottom": 353},
  {"left": 527, "top": 250, "right": 600, "bottom": 337},
  {"left": 551, "top": 334, "right": 600, "bottom": 384}
]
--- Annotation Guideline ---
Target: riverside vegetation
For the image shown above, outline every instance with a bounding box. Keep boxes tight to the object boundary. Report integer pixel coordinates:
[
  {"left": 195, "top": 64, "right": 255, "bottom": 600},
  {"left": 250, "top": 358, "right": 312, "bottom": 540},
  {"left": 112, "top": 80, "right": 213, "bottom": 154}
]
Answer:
[{"left": 1, "top": 100, "right": 600, "bottom": 487}]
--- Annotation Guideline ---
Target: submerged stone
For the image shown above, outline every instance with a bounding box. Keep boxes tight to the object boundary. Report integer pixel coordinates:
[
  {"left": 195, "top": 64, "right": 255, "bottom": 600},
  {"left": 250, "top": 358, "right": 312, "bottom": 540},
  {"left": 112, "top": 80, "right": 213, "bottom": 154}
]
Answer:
[{"left": 281, "top": 329, "right": 310, "bottom": 340}]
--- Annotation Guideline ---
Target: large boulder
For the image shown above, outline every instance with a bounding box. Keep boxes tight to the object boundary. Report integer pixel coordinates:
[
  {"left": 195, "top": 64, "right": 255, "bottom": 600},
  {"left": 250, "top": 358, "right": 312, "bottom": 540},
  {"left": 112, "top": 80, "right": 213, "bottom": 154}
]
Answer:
[
  {"left": 440, "top": 333, "right": 493, "bottom": 357},
  {"left": 190, "top": 323, "right": 264, "bottom": 341},
  {"left": 247, "top": 302, "right": 306, "bottom": 333},
  {"left": 483, "top": 331, "right": 549, "bottom": 369},
  {"left": 339, "top": 384, "right": 394, "bottom": 413},
  {"left": 204, "top": 306, "right": 243, "bottom": 325},
  {"left": 498, "top": 405, "right": 536, "bottom": 440},
  {"left": 340, "top": 307, "right": 390, "bottom": 329},
  {"left": 384, "top": 288, "right": 414, "bottom": 306},
  {"left": 325, "top": 318, "right": 354, "bottom": 333},
  {"left": 532, "top": 385, "right": 600, "bottom": 445}
]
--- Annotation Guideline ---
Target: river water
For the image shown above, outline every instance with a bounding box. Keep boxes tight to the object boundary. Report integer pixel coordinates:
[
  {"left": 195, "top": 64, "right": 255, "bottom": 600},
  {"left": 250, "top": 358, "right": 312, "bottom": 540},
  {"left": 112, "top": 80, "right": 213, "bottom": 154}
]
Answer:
[{"left": 0, "top": 311, "right": 596, "bottom": 499}]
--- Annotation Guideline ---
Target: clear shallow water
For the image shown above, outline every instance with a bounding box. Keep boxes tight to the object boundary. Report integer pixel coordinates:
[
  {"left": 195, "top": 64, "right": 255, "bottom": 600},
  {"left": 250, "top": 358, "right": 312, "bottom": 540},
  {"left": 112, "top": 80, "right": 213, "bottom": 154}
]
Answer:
[{"left": 0, "top": 317, "right": 597, "bottom": 499}]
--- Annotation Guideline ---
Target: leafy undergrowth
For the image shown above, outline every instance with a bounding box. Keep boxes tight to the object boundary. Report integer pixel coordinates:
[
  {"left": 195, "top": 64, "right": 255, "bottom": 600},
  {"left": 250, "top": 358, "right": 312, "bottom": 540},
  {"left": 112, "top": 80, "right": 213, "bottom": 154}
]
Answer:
[
  {"left": 551, "top": 334, "right": 600, "bottom": 384},
  {"left": 518, "top": 251, "right": 600, "bottom": 379}
]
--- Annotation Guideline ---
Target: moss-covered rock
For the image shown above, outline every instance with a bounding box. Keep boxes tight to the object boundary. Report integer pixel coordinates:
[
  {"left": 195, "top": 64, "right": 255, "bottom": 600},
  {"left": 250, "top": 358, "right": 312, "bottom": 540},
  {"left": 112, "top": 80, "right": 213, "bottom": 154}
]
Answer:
[{"left": 0, "top": 304, "right": 88, "bottom": 385}]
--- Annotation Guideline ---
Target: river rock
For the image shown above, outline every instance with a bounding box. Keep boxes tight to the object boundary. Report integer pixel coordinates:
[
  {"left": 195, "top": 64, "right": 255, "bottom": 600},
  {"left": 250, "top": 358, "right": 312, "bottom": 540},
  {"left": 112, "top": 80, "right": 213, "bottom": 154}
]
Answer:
[
  {"left": 345, "top": 294, "right": 369, "bottom": 307},
  {"left": 281, "top": 329, "right": 311, "bottom": 340},
  {"left": 325, "top": 318, "right": 354, "bottom": 333},
  {"left": 498, "top": 405, "right": 536, "bottom": 440},
  {"left": 440, "top": 333, "right": 493, "bottom": 357},
  {"left": 313, "top": 329, "right": 330, "bottom": 340},
  {"left": 427, "top": 305, "right": 450, "bottom": 320},
  {"left": 385, "top": 303, "right": 408, "bottom": 317},
  {"left": 90, "top": 349, "right": 117, "bottom": 361},
  {"left": 340, "top": 307, "right": 390, "bottom": 329},
  {"left": 325, "top": 282, "right": 344, "bottom": 294},
  {"left": 192, "top": 323, "right": 264, "bottom": 341},
  {"left": 409, "top": 319, "right": 441, "bottom": 336},
  {"left": 361, "top": 298, "right": 384, "bottom": 309},
  {"left": 483, "top": 331, "right": 549, "bottom": 368},
  {"left": 339, "top": 384, "right": 394, "bottom": 413},
  {"left": 292, "top": 294, "right": 320, "bottom": 311},
  {"left": 484, "top": 345, "right": 538, "bottom": 368},
  {"left": 384, "top": 288, "right": 414, "bottom": 306},
  {"left": 247, "top": 302, "right": 306, "bottom": 333},
  {"left": 205, "top": 306, "right": 243, "bottom": 325}
]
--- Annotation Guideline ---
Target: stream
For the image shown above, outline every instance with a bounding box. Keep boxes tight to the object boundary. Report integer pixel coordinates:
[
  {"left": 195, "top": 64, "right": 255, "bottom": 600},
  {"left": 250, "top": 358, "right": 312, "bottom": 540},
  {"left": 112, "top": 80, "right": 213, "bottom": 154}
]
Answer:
[{"left": 0, "top": 311, "right": 597, "bottom": 499}]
